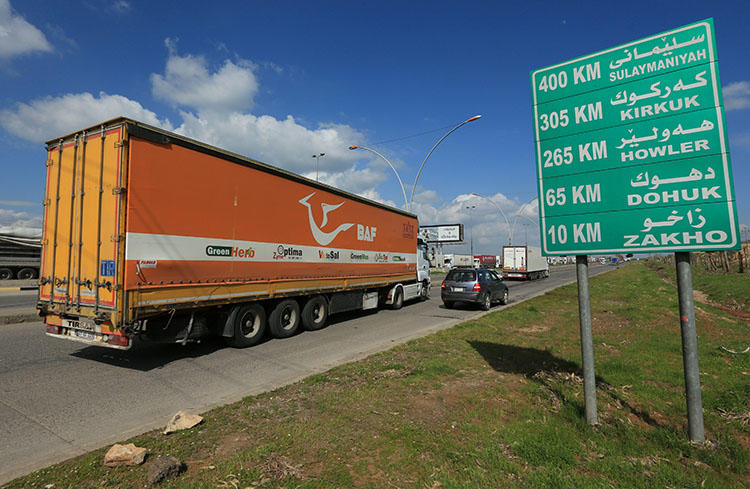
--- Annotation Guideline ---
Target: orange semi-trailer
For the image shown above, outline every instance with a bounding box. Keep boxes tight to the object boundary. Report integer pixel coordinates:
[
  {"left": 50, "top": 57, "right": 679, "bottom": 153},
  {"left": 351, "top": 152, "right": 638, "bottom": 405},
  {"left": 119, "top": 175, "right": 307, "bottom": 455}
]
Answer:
[{"left": 39, "top": 118, "right": 431, "bottom": 349}]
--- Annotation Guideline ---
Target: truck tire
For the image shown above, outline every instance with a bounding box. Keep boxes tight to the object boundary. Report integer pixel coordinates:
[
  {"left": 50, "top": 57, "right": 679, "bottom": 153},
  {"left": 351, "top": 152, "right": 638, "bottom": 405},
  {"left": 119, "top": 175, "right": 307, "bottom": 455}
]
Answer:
[
  {"left": 420, "top": 281, "right": 430, "bottom": 300},
  {"left": 301, "top": 295, "right": 328, "bottom": 331},
  {"left": 269, "top": 299, "right": 300, "bottom": 338},
  {"left": 226, "top": 304, "right": 267, "bottom": 348},
  {"left": 390, "top": 287, "right": 403, "bottom": 310},
  {"left": 17, "top": 268, "right": 36, "bottom": 280},
  {"left": 0, "top": 268, "right": 11, "bottom": 280}
]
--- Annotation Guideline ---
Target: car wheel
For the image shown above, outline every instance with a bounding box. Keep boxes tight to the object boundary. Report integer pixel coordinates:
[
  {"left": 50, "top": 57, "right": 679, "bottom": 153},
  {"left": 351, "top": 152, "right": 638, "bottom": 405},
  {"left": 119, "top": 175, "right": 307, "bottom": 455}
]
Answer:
[
  {"left": 269, "top": 299, "right": 301, "bottom": 338},
  {"left": 481, "top": 293, "right": 491, "bottom": 311},
  {"left": 225, "top": 304, "right": 267, "bottom": 347},
  {"left": 443, "top": 300, "right": 454, "bottom": 309},
  {"left": 500, "top": 288, "right": 509, "bottom": 305},
  {"left": 301, "top": 295, "right": 328, "bottom": 331}
]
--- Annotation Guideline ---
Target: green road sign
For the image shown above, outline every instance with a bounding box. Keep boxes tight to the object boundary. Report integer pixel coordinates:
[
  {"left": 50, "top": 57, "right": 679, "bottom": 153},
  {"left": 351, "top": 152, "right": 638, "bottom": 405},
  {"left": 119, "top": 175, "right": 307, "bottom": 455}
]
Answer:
[{"left": 531, "top": 18, "right": 739, "bottom": 255}]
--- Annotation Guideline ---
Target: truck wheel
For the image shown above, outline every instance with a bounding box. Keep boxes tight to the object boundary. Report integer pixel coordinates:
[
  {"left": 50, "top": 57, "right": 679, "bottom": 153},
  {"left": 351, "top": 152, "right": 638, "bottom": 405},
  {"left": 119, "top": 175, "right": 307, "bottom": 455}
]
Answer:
[
  {"left": 0, "top": 268, "right": 11, "bottom": 280},
  {"left": 500, "top": 288, "right": 509, "bottom": 305},
  {"left": 226, "top": 304, "right": 267, "bottom": 348},
  {"left": 420, "top": 281, "right": 430, "bottom": 300},
  {"left": 17, "top": 268, "right": 36, "bottom": 280},
  {"left": 391, "top": 287, "right": 403, "bottom": 310},
  {"left": 481, "top": 293, "right": 491, "bottom": 311},
  {"left": 302, "top": 295, "right": 328, "bottom": 331},
  {"left": 269, "top": 299, "right": 300, "bottom": 338}
]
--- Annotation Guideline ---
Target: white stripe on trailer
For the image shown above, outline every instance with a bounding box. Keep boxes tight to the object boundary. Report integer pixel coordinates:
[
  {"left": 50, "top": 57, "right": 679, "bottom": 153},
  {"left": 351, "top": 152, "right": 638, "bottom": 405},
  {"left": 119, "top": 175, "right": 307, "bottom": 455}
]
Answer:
[{"left": 125, "top": 232, "right": 416, "bottom": 265}]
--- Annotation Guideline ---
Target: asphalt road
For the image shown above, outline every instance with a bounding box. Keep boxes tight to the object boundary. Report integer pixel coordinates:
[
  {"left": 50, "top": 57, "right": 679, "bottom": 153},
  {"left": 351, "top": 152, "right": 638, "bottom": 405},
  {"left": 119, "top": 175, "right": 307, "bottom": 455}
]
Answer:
[
  {"left": 0, "top": 289, "right": 38, "bottom": 309},
  {"left": 0, "top": 263, "right": 611, "bottom": 484}
]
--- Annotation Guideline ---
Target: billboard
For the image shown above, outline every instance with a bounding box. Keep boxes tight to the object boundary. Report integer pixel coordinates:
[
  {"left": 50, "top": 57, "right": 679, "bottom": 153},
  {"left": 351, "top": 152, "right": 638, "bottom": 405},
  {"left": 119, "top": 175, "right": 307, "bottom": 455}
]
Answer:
[{"left": 419, "top": 224, "right": 464, "bottom": 243}]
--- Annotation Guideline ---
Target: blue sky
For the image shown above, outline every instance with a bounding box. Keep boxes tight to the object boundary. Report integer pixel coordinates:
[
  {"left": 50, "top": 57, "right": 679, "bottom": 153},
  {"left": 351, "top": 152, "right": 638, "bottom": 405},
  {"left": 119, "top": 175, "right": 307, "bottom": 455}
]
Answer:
[{"left": 1, "top": 0, "right": 748, "bottom": 254}]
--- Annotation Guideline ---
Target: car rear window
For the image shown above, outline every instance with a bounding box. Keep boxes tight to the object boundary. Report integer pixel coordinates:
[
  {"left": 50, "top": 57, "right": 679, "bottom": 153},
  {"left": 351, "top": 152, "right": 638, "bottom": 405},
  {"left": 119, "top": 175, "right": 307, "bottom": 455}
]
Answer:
[{"left": 447, "top": 270, "right": 476, "bottom": 282}]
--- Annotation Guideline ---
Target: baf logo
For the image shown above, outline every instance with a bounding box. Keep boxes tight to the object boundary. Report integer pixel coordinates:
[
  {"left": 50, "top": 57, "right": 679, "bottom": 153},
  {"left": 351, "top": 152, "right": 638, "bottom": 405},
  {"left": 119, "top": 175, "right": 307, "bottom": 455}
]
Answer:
[{"left": 299, "top": 193, "right": 376, "bottom": 245}]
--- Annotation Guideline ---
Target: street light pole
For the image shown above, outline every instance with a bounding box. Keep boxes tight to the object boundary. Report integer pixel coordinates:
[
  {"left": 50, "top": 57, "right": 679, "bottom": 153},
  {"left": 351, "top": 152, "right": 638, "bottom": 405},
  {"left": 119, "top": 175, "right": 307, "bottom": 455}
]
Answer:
[
  {"left": 471, "top": 192, "right": 511, "bottom": 246},
  {"left": 312, "top": 153, "right": 325, "bottom": 182},
  {"left": 349, "top": 145, "right": 408, "bottom": 208},
  {"left": 409, "top": 114, "right": 482, "bottom": 210},
  {"left": 466, "top": 205, "right": 476, "bottom": 258},
  {"left": 510, "top": 198, "right": 538, "bottom": 246}
]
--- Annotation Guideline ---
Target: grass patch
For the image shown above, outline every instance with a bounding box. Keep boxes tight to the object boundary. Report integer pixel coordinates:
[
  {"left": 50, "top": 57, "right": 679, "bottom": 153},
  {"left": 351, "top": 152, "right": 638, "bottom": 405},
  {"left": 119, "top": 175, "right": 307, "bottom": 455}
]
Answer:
[
  {"left": 647, "top": 258, "right": 750, "bottom": 319},
  {"left": 4, "top": 263, "right": 748, "bottom": 489}
]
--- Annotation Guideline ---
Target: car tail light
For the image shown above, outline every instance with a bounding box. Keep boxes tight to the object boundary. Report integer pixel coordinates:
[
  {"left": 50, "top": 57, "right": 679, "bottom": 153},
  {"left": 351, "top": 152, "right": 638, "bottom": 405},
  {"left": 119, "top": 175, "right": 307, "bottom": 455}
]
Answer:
[
  {"left": 473, "top": 283, "right": 481, "bottom": 292},
  {"left": 441, "top": 281, "right": 446, "bottom": 289},
  {"left": 46, "top": 324, "right": 61, "bottom": 334}
]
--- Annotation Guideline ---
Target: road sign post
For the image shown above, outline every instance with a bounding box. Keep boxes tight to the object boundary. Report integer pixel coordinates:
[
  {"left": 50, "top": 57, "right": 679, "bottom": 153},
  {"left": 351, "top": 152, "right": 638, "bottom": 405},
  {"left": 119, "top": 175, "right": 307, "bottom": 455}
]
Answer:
[
  {"left": 675, "top": 252, "right": 705, "bottom": 442},
  {"left": 576, "top": 255, "right": 598, "bottom": 425},
  {"left": 531, "top": 19, "right": 739, "bottom": 439}
]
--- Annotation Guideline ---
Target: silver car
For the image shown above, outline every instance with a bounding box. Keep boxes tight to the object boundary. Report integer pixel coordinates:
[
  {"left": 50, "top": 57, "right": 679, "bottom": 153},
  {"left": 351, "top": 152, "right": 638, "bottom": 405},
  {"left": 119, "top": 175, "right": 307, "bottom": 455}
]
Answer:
[{"left": 441, "top": 267, "right": 509, "bottom": 310}]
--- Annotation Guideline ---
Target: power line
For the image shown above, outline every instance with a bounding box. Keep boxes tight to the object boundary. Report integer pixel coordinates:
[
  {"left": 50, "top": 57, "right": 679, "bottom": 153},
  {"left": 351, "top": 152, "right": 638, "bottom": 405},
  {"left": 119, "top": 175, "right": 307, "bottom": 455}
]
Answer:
[{"left": 368, "top": 122, "right": 458, "bottom": 146}]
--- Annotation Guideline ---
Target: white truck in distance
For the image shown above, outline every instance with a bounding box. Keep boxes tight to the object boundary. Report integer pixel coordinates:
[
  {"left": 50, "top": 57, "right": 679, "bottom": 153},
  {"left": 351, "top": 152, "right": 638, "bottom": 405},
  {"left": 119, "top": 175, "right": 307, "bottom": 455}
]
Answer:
[{"left": 502, "top": 246, "right": 549, "bottom": 280}]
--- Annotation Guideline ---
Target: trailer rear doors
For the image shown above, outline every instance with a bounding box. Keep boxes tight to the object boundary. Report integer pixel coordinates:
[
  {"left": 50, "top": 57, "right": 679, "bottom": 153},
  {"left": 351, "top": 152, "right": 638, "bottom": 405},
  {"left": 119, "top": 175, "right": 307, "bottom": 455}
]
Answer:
[{"left": 39, "top": 122, "right": 127, "bottom": 324}]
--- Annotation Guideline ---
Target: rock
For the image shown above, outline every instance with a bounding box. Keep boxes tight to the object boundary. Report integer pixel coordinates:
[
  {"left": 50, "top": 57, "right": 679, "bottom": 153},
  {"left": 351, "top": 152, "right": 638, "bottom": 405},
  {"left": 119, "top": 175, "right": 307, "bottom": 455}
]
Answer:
[
  {"left": 103, "top": 443, "right": 148, "bottom": 467},
  {"left": 147, "top": 456, "right": 184, "bottom": 485},
  {"left": 163, "top": 410, "right": 203, "bottom": 435}
]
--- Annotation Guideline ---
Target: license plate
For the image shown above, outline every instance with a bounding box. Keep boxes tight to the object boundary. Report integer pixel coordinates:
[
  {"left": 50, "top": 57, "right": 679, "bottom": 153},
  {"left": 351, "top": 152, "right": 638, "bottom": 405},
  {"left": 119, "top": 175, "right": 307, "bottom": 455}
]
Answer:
[
  {"left": 453, "top": 287, "right": 464, "bottom": 292},
  {"left": 75, "top": 330, "right": 97, "bottom": 340}
]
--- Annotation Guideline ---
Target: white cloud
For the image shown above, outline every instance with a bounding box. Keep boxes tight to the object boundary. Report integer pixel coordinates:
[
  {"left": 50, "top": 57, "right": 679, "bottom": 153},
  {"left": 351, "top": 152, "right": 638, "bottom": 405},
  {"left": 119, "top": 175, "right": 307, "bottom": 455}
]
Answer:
[
  {"left": 0, "top": 208, "right": 42, "bottom": 236},
  {"left": 0, "top": 91, "right": 172, "bottom": 142},
  {"left": 413, "top": 192, "right": 541, "bottom": 253},
  {"left": 723, "top": 81, "right": 750, "bottom": 111},
  {"left": 112, "top": 1, "right": 131, "bottom": 14},
  {"left": 151, "top": 39, "right": 259, "bottom": 114},
  {"left": 729, "top": 130, "right": 750, "bottom": 149},
  {"left": 145, "top": 43, "right": 370, "bottom": 180},
  {"left": 315, "top": 166, "right": 388, "bottom": 197},
  {"left": 0, "top": 0, "right": 52, "bottom": 60},
  {"left": 174, "top": 111, "right": 366, "bottom": 176},
  {"left": 0, "top": 200, "right": 37, "bottom": 206}
]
